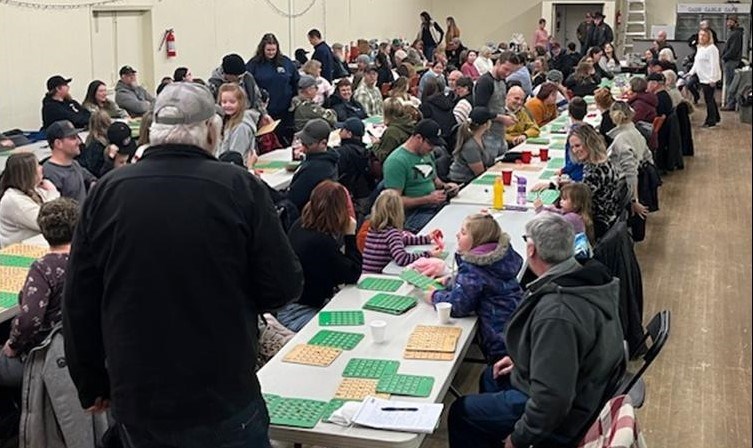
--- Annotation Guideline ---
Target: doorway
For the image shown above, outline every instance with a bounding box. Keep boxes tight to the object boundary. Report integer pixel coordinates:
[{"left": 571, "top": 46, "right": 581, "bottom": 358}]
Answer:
[
  {"left": 90, "top": 9, "right": 154, "bottom": 93},
  {"left": 554, "top": 4, "right": 602, "bottom": 51}
]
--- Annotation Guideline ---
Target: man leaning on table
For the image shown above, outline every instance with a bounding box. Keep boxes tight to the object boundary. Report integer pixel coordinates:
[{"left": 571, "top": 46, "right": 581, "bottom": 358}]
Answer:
[
  {"left": 382, "top": 119, "right": 458, "bottom": 233},
  {"left": 63, "top": 82, "right": 303, "bottom": 448},
  {"left": 448, "top": 213, "right": 624, "bottom": 448}
]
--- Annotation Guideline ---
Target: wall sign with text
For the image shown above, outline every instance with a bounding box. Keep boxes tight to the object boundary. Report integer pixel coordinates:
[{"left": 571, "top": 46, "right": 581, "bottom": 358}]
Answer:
[{"left": 677, "top": 3, "right": 748, "bottom": 14}]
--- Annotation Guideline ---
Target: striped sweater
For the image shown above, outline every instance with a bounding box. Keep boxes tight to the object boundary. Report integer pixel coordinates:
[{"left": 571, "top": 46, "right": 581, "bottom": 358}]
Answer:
[{"left": 362, "top": 227, "right": 432, "bottom": 273}]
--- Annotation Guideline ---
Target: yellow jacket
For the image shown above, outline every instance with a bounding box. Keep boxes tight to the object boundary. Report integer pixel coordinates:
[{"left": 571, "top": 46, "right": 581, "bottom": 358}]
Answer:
[
  {"left": 525, "top": 97, "right": 558, "bottom": 126},
  {"left": 505, "top": 108, "right": 540, "bottom": 145}
]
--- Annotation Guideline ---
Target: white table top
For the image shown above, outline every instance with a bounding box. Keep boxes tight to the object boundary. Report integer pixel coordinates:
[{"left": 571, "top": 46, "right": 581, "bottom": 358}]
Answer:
[
  {"left": 257, "top": 275, "right": 478, "bottom": 448},
  {"left": 0, "top": 132, "right": 88, "bottom": 173},
  {"left": 256, "top": 148, "right": 297, "bottom": 191}
]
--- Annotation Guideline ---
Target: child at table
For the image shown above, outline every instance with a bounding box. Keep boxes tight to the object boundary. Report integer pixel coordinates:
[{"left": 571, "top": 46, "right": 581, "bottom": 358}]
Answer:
[
  {"left": 362, "top": 190, "right": 442, "bottom": 273},
  {"left": 0, "top": 198, "right": 78, "bottom": 388},
  {"left": 425, "top": 213, "right": 523, "bottom": 363},
  {"left": 534, "top": 183, "right": 594, "bottom": 259}
]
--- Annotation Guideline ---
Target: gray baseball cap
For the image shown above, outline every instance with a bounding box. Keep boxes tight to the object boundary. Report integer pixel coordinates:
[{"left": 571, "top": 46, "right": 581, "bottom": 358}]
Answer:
[
  {"left": 296, "top": 119, "right": 331, "bottom": 146},
  {"left": 154, "top": 82, "right": 220, "bottom": 125},
  {"left": 299, "top": 75, "right": 318, "bottom": 90}
]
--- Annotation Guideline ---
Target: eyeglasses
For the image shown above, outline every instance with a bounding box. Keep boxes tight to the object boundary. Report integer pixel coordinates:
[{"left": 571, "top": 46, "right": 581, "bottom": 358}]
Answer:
[{"left": 522, "top": 235, "right": 533, "bottom": 243}]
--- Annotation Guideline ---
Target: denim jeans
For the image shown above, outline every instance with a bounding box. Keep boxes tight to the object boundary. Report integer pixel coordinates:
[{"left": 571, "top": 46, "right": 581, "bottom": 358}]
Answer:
[
  {"left": 405, "top": 204, "right": 443, "bottom": 233},
  {"left": 724, "top": 60, "right": 740, "bottom": 107},
  {"left": 119, "top": 398, "right": 272, "bottom": 448},
  {"left": 276, "top": 302, "right": 318, "bottom": 332},
  {"left": 448, "top": 368, "right": 528, "bottom": 448}
]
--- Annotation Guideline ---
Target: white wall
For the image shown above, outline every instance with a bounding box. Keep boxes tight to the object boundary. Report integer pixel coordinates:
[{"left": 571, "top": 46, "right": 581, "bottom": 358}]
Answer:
[{"left": 0, "top": 0, "right": 430, "bottom": 130}]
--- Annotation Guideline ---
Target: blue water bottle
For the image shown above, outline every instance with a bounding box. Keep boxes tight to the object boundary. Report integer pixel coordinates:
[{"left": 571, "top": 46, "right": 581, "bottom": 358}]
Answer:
[{"left": 516, "top": 176, "right": 527, "bottom": 206}]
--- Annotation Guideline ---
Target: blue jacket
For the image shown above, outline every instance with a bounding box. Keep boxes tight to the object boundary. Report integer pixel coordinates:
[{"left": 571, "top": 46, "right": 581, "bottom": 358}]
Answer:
[
  {"left": 432, "top": 236, "right": 524, "bottom": 362},
  {"left": 312, "top": 42, "right": 335, "bottom": 82},
  {"left": 246, "top": 56, "right": 299, "bottom": 119}
]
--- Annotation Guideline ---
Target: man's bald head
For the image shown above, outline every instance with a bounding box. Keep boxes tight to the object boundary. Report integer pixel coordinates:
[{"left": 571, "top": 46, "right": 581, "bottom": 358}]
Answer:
[
  {"left": 657, "top": 30, "right": 667, "bottom": 41},
  {"left": 506, "top": 86, "right": 526, "bottom": 111}
]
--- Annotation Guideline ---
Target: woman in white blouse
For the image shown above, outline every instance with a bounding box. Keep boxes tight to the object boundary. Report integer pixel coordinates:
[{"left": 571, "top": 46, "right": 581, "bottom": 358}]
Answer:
[
  {"left": 688, "top": 29, "right": 722, "bottom": 127},
  {"left": 0, "top": 153, "right": 60, "bottom": 247},
  {"left": 474, "top": 46, "right": 494, "bottom": 76}
]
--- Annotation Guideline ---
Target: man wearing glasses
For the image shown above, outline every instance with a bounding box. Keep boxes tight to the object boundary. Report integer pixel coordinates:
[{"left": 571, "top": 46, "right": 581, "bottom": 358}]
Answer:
[{"left": 448, "top": 213, "right": 625, "bottom": 448}]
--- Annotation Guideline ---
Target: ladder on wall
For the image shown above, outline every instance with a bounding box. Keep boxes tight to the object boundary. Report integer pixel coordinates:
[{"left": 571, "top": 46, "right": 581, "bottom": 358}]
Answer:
[{"left": 622, "top": 0, "right": 647, "bottom": 57}]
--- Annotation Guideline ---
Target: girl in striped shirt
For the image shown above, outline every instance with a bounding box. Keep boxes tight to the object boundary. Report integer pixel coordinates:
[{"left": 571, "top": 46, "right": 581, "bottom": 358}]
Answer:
[{"left": 362, "top": 190, "right": 442, "bottom": 273}]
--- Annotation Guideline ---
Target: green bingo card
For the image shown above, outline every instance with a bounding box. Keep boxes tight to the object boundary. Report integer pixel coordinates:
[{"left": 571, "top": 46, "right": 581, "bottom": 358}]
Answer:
[
  {"left": 268, "top": 397, "right": 328, "bottom": 428},
  {"left": 546, "top": 157, "right": 565, "bottom": 169},
  {"left": 0, "top": 254, "right": 36, "bottom": 268},
  {"left": 472, "top": 174, "right": 499, "bottom": 185},
  {"left": 527, "top": 189, "right": 561, "bottom": 205},
  {"left": 526, "top": 137, "right": 550, "bottom": 145},
  {"left": 318, "top": 310, "right": 365, "bottom": 326},
  {"left": 363, "top": 293, "right": 418, "bottom": 315},
  {"left": 0, "top": 292, "right": 17, "bottom": 309},
  {"left": 308, "top": 330, "right": 365, "bottom": 350},
  {"left": 400, "top": 269, "right": 445, "bottom": 291},
  {"left": 376, "top": 374, "right": 435, "bottom": 397},
  {"left": 342, "top": 358, "right": 400, "bottom": 379},
  {"left": 357, "top": 277, "right": 404, "bottom": 292},
  {"left": 254, "top": 160, "right": 289, "bottom": 169}
]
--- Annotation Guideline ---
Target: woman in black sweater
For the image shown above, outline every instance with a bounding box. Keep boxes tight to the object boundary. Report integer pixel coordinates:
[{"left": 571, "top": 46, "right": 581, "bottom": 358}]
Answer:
[{"left": 277, "top": 180, "right": 361, "bottom": 331}]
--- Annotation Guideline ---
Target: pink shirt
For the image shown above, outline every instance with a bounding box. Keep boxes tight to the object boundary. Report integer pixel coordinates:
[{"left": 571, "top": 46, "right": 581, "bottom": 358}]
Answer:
[
  {"left": 461, "top": 62, "right": 481, "bottom": 81},
  {"left": 533, "top": 29, "right": 549, "bottom": 49}
]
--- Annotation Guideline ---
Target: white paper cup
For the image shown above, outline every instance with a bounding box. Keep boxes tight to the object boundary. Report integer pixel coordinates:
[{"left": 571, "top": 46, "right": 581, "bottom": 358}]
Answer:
[
  {"left": 435, "top": 302, "right": 452, "bottom": 324},
  {"left": 370, "top": 320, "right": 387, "bottom": 344}
]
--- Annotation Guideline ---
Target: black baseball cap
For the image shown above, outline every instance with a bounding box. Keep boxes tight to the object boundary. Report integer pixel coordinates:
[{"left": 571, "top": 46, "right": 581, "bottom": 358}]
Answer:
[
  {"left": 107, "top": 122, "right": 137, "bottom": 156},
  {"left": 119, "top": 65, "right": 137, "bottom": 76},
  {"left": 46, "top": 120, "right": 79, "bottom": 145},
  {"left": 414, "top": 119, "right": 445, "bottom": 146},
  {"left": 46, "top": 75, "right": 72, "bottom": 91},
  {"left": 296, "top": 118, "right": 332, "bottom": 146},
  {"left": 646, "top": 73, "right": 666, "bottom": 83},
  {"left": 336, "top": 117, "right": 365, "bottom": 137}
]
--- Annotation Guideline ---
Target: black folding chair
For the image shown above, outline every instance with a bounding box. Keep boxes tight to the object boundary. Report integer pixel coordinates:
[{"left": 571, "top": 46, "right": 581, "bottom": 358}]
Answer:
[{"left": 618, "top": 310, "right": 671, "bottom": 408}]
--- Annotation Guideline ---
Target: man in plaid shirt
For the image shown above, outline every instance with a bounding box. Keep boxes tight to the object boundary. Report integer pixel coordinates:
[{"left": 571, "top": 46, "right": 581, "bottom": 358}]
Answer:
[
  {"left": 354, "top": 65, "right": 384, "bottom": 117},
  {"left": 448, "top": 214, "right": 625, "bottom": 448}
]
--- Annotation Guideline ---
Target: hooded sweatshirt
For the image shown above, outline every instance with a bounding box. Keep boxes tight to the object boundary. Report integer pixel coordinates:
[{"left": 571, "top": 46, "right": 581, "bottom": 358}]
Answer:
[
  {"left": 505, "top": 258, "right": 624, "bottom": 448},
  {"left": 41, "top": 95, "right": 91, "bottom": 130},
  {"left": 431, "top": 233, "right": 524, "bottom": 361},
  {"left": 114, "top": 80, "right": 154, "bottom": 117},
  {"left": 627, "top": 91, "right": 658, "bottom": 124},
  {"left": 219, "top": 110, "right": 258, "bottom": 160},
  {"left": 208, "top": 67, "right": 267, "bottom": 118},
  {"left": 287, "top": 150, "right": 340, "bottom": 211},
  {"left": 607, "top": 122, "right": 654, "bottom": 195},
  {"left": 373, "top": 116, "right": 415, "bottom": 163},
  {"left": 419, "top": 92, "right": 457, "bottom": 139}
]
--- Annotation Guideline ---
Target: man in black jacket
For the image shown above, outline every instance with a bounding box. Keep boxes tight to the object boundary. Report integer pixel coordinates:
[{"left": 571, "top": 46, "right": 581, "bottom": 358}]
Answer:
[
  {"left": 41, "top": 75, "right": 90, "bottom": 130},
  {"left": 722, "top": 15, "right": 744, "bottom": 110},
  {"left": 335, "top": 117, "right": 374, "bottom": 216},
  {"left": 448, "top": 213, "right": 624, "bottom": 448},
  {"left": 308, "top": 29, "right": 335, "bottom": 82},
  {"left": 63, "top": 82, "right": 303, "bottom": 448},
  {"left": 588, "top": 11, "right": 614, "bottom": 49},
  {"left": 287, "top": 118, "right": 339, "bottom": 211}
]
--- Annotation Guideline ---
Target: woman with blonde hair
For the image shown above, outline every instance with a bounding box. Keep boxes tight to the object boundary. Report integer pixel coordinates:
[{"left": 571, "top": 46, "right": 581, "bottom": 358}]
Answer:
[
  {"left": 0, "top": 153, "right": 60, "bottom": 247},
  {"left": 279, "top": 180, "right": 360, "bottom": 331},
  {"left": 564, "top": 61, "right": 599, "bottom": 97},
  {"left": 568, "top": 124, "right": 621, "bottom": 239},
  {"left": 301, "top": 59, "right": 334, "bottom": 106},
  {"left": 474, "top": 46, "right": 494, "bottom": 76},
  {"left": 688, "top": 28, "right": 721, "bottom": 127},
  {"left": 373, "top": 100, "right": 417, "bottom": 163}
]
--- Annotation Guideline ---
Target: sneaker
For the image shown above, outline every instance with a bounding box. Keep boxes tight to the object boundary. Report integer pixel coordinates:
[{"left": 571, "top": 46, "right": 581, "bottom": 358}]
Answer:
[{"left": 702, "top": 123, "right": 716, "bottom": 128}]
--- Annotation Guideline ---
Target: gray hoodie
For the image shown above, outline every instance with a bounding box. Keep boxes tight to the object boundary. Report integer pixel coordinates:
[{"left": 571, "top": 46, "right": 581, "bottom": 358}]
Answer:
[
  {"left": 505, "top": 258, "right": 624, "bottom": 447},
  {"left": 218, "top": 109, "right": 258, "bottom": 159},
  {"left": 208, "top": 67, "right": 267, "bottom": 118},
  {"left": 114, "top": 80, "right": 154, "bottom": 117}
]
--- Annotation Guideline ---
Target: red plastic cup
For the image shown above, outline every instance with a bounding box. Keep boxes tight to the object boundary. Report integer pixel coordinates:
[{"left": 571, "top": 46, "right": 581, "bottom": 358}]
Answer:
[
  {"left": 501, "top": 169, "right": 513, "bottom": 186},
  {"left": 521, "top": 150, "right": 532, "bottom": 164},
  {"left": 539, "top": 148, "right": 549, "bottom": 162}
]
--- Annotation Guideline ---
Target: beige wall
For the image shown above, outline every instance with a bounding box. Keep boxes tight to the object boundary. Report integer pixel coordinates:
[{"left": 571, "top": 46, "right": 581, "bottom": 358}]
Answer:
[{"left": 1, "top": 0, "right": 430, "bottom": 130}]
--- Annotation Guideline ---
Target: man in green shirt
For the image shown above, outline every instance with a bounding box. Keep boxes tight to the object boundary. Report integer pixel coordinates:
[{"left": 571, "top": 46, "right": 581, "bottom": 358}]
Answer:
[{"left": 383, "top": 119, "right": 458, "bottom": 232}]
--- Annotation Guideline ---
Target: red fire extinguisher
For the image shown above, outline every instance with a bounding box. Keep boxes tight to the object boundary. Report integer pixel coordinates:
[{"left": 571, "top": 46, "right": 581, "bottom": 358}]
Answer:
[{"left": 159, "top": 29, "right": 177, "bottom": 58}]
